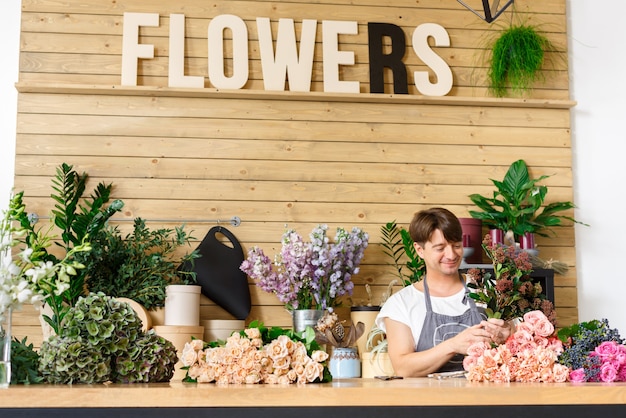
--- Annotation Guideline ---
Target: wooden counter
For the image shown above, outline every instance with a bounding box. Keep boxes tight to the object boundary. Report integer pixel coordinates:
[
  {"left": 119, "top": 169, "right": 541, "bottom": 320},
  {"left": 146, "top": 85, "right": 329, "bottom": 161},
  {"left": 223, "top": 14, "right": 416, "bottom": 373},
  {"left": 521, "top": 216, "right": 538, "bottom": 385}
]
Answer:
[{"left": 2, "top": 378, "right": 626, "bottom": 418}]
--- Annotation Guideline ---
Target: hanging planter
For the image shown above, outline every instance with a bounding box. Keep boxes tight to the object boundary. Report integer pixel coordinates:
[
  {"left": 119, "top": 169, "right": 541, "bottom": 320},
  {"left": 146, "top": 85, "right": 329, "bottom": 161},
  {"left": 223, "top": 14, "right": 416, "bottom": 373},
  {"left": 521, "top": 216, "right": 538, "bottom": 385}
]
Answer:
[{"left": 488, "top": 24, "right": 553, "bottom": 97}]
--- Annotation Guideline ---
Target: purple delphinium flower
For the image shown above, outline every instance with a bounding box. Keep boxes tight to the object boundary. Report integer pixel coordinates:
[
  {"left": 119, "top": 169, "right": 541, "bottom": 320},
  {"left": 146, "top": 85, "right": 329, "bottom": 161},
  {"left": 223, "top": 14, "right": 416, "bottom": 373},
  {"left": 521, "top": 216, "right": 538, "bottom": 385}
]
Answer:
[{"left": 240, "top": 224, "right": 369, "bottom": 311}]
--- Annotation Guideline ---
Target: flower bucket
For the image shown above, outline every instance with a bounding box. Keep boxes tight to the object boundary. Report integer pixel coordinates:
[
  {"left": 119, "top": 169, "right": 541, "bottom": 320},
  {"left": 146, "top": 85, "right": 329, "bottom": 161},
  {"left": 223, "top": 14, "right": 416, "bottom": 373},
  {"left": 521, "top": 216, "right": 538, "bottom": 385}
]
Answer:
[
  {"left": 164, "top": 285, "right": 201, "bottom": 326},
  {"left": 292, "top": 309, "right": 324, "bottom": 333}
]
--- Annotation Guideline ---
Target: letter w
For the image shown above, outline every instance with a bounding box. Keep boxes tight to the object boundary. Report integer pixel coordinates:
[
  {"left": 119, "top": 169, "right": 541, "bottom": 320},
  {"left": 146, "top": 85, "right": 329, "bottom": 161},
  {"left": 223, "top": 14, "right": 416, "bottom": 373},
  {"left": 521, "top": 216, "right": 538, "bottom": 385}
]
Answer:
[{"left": 257, "top": 18, "right": 317, "bottom": 92}]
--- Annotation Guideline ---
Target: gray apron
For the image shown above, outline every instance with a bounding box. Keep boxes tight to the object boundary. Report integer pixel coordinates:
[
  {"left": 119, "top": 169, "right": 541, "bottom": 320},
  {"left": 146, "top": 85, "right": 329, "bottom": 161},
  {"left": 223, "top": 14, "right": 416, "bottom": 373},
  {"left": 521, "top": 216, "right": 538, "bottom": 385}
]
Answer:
[{"left": 416, "top": 276, "right": 485, "bottom": 372}]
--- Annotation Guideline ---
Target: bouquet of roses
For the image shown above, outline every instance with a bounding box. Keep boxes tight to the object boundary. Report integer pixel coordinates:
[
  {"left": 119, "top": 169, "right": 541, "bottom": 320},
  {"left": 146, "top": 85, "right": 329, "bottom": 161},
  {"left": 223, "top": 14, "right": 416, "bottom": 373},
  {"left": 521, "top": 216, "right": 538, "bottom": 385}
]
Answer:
[
  {"left": 464, "top": 310, "right": 569, "bottom": 383},
  {"left": 181, "top": 321, "right": 331, "bottom": 384},
  {"left": 557, "top": 318, "right": 626, "bottom": 383},
  {"left": 240, "top": 224, "right": 368, "bottom": 310}
]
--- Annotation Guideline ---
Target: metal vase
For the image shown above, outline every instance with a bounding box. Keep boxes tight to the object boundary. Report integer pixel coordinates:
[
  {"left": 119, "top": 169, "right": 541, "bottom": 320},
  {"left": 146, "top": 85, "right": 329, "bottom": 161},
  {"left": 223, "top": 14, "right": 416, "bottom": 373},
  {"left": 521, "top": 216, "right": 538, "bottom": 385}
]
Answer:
[{"left": 291, "top": 309, "right": 324, "bottom": 333}]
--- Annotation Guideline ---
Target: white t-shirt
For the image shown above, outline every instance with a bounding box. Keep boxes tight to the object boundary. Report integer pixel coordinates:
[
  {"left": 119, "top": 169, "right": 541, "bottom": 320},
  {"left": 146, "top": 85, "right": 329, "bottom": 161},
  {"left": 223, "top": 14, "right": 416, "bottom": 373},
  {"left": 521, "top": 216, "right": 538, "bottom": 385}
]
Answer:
[{"left": 375, "top": 284, "right": 471, "bottom": 347}]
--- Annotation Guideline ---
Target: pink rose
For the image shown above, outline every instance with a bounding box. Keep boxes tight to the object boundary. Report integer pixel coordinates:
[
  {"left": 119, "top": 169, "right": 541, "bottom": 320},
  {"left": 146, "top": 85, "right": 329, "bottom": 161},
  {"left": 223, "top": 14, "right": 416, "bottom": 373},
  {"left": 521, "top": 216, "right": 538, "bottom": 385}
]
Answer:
[
  {"left": 467, "top": 341, "right": 490, "bottom": 357},
  {"left": 568, "top": 368, "right": 586, "bottom": 383},
  {"left": 600, "top": 362, "right": 618, "bottom": 383},
  {"left": 595, "top": 341, "right": 621, "bottom": 360},
  {"left": 523, "top": 310, "right": 547, "bottom": 327},
  {"left": 463, "top": 354, "right": 478, "bottom": 371}
]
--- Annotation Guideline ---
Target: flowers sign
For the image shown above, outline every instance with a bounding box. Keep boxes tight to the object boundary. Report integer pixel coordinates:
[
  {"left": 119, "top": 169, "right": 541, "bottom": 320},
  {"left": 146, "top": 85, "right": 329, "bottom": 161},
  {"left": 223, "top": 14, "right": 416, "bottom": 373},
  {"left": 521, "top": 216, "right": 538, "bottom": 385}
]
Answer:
[
  {"left": 467, "top": 234, "right": 555, "bottom": 323},
  {"left": 557, "top": 318, "right": 626, "bottom": 383},
  {"left": 240, "top": 225, "right": 368, "bottom": 310},
  {"left": 181, "top": 321, "right": 331, "bottom": 384},
  {"left": 464, "top": 310, "right": 569, "bottom": 383}
]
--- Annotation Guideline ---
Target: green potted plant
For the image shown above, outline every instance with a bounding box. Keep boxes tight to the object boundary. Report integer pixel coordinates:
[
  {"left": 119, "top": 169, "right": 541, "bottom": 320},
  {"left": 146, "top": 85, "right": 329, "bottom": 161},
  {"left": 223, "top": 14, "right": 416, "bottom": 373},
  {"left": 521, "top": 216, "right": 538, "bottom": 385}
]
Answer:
[
  {"left": 468, "top": 159, "right": 586, "bottom": 243},
  {"left": 82, "top": 218, "right": 199, "bottom": 312},
  {"left": 487, "top": 21, "right": 555, "bottom": 97}
]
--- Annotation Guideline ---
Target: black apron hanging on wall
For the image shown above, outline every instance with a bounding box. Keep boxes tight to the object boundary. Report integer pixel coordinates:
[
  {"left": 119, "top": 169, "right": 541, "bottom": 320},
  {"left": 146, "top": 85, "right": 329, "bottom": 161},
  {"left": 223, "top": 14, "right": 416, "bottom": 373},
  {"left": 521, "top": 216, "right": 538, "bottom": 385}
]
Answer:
[{"left": 179, "top": 226, "right": 251, "bottom": 320}]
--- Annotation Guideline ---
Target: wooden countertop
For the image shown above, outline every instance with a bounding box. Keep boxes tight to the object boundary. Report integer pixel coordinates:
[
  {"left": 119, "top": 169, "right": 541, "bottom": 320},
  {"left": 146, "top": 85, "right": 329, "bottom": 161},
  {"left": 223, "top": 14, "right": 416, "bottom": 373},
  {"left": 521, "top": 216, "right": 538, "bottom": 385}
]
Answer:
[{"left": 2, "top": 378, "right": 626, "bottom": 408}]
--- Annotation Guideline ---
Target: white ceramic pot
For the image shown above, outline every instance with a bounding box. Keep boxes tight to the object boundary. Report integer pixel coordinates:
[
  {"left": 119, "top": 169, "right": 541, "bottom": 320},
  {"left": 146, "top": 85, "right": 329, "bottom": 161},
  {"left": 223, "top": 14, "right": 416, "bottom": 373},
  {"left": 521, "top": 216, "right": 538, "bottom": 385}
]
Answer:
[
  {"left": 329, "top": 347, "right": 361, "bottom": 378},
  {"left": 164, "top": 285, "right": 201, "bottom": 326}
]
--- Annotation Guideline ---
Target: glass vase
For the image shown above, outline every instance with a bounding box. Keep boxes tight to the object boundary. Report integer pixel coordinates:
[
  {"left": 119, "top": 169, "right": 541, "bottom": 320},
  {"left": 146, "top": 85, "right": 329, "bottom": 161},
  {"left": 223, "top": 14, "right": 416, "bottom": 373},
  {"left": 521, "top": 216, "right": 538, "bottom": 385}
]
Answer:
[
  {"left": 0, "top": 308, "right": 12, "bottom": 389},
  {"left": 291, "top": 309, "right": 324, "bottom": 333}
]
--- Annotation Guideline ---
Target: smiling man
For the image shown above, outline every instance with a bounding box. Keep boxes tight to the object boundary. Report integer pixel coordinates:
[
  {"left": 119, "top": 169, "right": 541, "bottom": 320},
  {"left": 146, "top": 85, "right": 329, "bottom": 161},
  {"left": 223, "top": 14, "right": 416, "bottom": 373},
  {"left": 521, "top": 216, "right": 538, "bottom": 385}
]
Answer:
[{"left": 375, "top": 207, "right": 512, "bottom": 377}]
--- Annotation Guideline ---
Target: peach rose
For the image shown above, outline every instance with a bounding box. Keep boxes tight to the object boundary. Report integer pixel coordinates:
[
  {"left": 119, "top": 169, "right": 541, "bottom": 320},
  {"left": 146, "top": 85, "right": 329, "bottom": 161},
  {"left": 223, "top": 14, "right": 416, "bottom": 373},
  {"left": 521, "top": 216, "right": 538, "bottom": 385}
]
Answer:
[
  {"left": 311, "top": 349, "right": 329, "bottom": 363},
  {"left": 278, "top": 374, "right": 293, "bottom": 385},
  {"left": 304, "top": 361, "right": 324, "bottom": 383},
  {"left": 276, "top": 335, "right": 296, "bottom": 354},
  {"left": 272, "top": 355, "right": 291, "bottom": 371},
  {"left": 245, "top": 327, "right": 261, "bottom": 340},
  {"left": 552, "top": 363, "right": 569, "bottom": 383},
  {"left": 189, "top": 339, "right": 205, "bottom": 351},
  {"left": 180, "top": 345, "right": 199, "bottom": 367},
  {"left": 264, "top": 374, "right": 280, "bottom": 384},
  {"left": 266, "top": 340, "right": 289, "bottom": 360}
]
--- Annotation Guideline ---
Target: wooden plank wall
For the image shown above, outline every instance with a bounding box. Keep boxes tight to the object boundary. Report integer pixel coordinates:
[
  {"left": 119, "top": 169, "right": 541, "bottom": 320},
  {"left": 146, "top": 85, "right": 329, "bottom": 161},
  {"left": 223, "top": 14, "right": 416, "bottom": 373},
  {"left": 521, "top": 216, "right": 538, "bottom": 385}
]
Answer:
[{"left": 12, "top": 0, "right": 575, "bottom": 348}]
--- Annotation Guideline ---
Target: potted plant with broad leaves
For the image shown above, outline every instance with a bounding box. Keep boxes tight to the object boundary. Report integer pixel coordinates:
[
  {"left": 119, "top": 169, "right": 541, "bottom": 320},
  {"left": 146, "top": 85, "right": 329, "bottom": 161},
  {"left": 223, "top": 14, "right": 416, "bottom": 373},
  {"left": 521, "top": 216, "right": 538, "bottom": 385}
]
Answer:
[
  {"left": 81, "top": 218, "right": 200, "bottom": 328},
  {"left": 8, "top": 163, "right": 124, "bottom": 336},
  {"left": 468, "top": 159, "right": 587, "bottom": 255}
]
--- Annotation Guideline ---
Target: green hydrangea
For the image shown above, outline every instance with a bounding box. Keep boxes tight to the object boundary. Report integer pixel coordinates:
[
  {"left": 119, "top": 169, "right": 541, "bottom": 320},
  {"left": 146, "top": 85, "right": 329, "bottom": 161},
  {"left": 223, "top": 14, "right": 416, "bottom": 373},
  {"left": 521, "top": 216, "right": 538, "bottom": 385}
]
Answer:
[
  {"left": 62, "top": 292, "right": 143, "bottom": 355},
  {"left": 38, "top": 293, "right": 177, "bottom": 384},
  {"left": 114, "top": 331, "right": 178, "bottom": 383},
  {"left": 39, "top": 335, "right": 111, "bottom": 384}
]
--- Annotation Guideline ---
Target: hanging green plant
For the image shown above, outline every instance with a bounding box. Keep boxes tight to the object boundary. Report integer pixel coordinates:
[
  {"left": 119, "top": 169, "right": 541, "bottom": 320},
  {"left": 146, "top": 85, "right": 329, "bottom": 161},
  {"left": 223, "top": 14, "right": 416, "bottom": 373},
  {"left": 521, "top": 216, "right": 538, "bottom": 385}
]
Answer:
[{"left": 488, "top": 24, "right": 552, "bottom": 97}]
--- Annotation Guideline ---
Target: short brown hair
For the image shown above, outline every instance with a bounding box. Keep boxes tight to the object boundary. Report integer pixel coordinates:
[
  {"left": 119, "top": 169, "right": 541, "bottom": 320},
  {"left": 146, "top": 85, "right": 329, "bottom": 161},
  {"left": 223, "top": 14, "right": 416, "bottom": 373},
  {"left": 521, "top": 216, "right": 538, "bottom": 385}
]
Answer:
[{"left": 409, "top": 207, "right": 463, "bottom": 246}]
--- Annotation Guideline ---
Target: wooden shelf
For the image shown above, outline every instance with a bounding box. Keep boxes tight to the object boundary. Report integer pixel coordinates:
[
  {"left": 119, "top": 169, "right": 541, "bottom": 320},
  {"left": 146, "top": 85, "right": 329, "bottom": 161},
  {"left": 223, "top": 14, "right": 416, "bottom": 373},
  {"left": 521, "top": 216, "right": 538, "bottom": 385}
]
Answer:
[{"left": 15, "top": 82, "right": 577, "bottom": 109}]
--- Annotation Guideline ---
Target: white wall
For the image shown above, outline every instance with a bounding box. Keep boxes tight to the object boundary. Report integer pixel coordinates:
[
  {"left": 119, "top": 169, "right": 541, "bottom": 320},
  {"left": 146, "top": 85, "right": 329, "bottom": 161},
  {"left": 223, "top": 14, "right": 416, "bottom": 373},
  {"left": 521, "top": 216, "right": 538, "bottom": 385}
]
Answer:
[
  {"left": 568, "top": 0, "right": 626, "bottom": 333},
  {"left": 1, "top": 2, "right": 624, "bottom": 332},
  {"left": 0, "top": 1, "right": 19, "bottom": 209}
]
